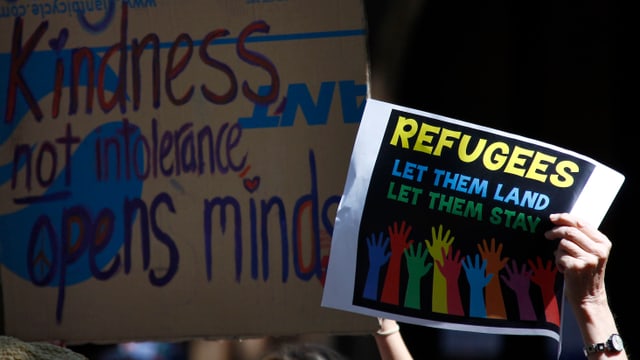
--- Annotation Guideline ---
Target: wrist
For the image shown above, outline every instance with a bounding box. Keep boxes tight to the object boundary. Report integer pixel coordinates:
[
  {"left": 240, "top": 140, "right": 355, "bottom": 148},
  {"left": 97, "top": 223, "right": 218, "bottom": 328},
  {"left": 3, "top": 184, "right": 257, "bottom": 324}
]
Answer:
[
  {"left": 572, "top": 301, "right": 621, "bottom": 348},
  {"left": 584, "top": 333, "right": 625, "bottom": 358},
  {"left": 375, "top": 318, "right": 400, "bottom": 336}
]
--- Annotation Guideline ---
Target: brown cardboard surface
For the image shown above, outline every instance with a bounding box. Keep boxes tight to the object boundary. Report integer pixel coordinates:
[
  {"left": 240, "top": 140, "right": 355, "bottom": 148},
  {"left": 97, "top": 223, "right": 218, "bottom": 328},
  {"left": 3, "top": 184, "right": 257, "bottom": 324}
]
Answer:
[{"left": 0, "top": 0, "right": 376, "bottom": 344}]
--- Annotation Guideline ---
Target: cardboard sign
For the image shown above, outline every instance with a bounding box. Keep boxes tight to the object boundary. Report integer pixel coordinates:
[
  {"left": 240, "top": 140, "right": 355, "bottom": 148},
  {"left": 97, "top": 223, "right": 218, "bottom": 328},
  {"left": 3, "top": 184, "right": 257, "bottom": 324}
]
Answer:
[
  {"left": 0, "top": 0, "right": 377, "bottom": 344},
  {"left": 322, "top": 99, "right": 624, "bottom": 342}
]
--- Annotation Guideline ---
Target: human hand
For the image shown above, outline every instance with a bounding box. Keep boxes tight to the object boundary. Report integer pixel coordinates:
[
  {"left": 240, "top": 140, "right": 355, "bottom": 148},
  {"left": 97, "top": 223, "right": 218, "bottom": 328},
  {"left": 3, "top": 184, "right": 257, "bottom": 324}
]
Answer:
[{"left": 544, "top": 213, "right": 610, "bottom": 308}]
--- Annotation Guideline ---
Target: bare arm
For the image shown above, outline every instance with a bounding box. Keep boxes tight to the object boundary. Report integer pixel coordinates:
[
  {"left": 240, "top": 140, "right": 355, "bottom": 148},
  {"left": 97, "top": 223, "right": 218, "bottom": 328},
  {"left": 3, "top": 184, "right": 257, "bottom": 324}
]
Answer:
[
  {"left": 545, "top": 213, "right": 628, "bottom": 359},
  {"left": 373, "top": 318, "right": 413, "bottom": 360}
]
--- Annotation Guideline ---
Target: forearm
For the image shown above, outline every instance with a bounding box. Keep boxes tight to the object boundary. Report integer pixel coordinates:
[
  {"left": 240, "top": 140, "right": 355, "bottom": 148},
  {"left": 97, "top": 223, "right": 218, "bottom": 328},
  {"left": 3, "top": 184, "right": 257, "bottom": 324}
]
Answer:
[
  {"left": 573, "top": 300, "right": 628, "bottom": 359},
  {"left": 373, "top": 319, "right": 413, "bottom": 360}
]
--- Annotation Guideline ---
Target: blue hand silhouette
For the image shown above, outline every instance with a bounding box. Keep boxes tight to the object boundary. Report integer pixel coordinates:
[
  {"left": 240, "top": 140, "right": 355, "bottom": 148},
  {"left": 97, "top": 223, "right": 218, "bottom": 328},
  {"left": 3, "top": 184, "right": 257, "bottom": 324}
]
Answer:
[{"left": 363, "top": 231, "right": 390, "bottom": 300}]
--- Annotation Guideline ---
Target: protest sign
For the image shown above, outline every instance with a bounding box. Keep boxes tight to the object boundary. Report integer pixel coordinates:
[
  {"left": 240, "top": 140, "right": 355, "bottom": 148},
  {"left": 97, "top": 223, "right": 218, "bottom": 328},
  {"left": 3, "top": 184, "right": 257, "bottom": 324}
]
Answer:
[
  {"left": 0, "top": 0, "right": 376, "bottom": 344},
  {"left": 321, "top": 98, "right": 624, "bottom": 341}
]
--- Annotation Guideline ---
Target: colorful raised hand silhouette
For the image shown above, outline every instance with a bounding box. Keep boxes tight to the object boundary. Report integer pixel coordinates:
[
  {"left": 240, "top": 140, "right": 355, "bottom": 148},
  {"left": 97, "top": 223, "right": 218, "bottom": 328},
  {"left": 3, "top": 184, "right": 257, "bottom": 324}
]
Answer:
[
  {"left": 425, "top": 224, "right": 454, "bottom": 313},
  {"left": 501, "top": 259, "right": 536, "bottom": 321},
  {"left": 403, "top": 242, "right": 432, "bottom": 309},
  {"left": 381, "top": 221, "right": 414, "bottom": 306},
  {"left": 363, "top": 231, "right": 391, "bottom": 300},
  {"left": 462, "top": 253, "right": 493, "bottom": 318},
  {"left": 477, "top": 237, "right": 509, "bottom": 319},
  {"left": 528, "top": 256, "right": 560, "bottom": 326},
  {"left": 436, "top": 246, "right": 464, "bottom": 316}
]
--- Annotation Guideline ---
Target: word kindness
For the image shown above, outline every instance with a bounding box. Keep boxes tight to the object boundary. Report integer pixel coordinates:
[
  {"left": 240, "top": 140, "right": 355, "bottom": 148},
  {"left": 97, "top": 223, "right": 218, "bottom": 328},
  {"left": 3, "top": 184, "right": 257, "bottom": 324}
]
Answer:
[
  {"left": 389, "top": 115, "right": 580, "bottom": 188},
  {"left": 388, "top": 159, "right": 547, "bottom": 233},
  {"left": 3, "top": 3, "right": 279, "bottom": 124}
]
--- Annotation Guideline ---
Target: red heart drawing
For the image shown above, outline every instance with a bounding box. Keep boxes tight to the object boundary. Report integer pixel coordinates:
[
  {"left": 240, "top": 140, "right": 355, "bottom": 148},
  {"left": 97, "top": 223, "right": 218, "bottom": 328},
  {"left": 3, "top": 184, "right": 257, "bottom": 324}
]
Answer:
[{"left": 243, "top": 176, "right": 260, "bottom": 193}]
